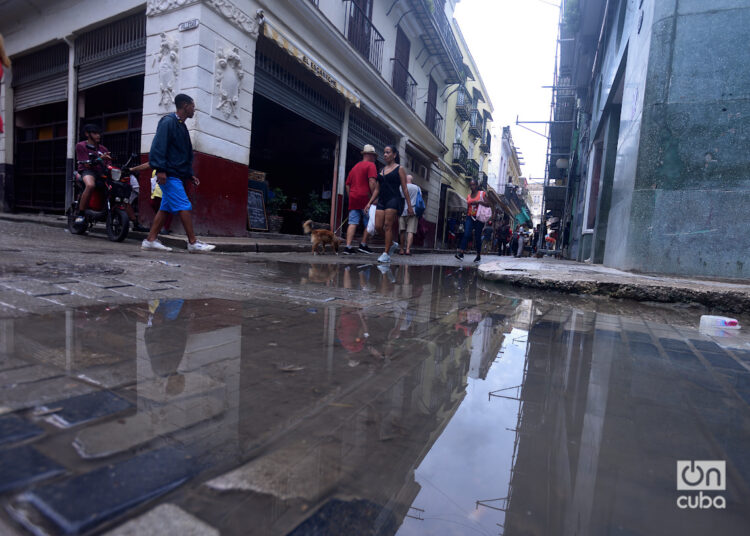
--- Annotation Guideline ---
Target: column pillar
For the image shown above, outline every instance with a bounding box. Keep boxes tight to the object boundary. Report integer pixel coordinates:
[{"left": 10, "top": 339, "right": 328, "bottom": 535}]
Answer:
[
  {"left": 64, "top": 37, "right": 77, "bottom": 209},
  {"left": 332, "top": 102, "right": 351, "bottom": 231},
  {"left": 0, "top": 55, "right": 13, "bottom": 212}
]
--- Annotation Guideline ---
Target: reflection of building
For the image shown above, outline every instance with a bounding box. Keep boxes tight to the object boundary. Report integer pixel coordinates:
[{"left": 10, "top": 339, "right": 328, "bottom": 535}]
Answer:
[
  {"left": 501, "top": 309, "right": 750, "bottom": 535},
  {"left": 0, "top": 267, "right": 531, "bottom": 535}
]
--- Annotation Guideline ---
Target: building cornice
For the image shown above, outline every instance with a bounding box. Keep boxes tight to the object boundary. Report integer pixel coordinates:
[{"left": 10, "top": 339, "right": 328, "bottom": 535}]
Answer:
[{"left": 147, "top": 0, "right": 262, "bottom": 39}]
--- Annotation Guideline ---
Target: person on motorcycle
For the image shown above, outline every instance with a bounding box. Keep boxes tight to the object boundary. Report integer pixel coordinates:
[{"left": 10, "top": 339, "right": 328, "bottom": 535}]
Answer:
[{"left": 74, "top": 124, "right": 111, "bottom": 225}]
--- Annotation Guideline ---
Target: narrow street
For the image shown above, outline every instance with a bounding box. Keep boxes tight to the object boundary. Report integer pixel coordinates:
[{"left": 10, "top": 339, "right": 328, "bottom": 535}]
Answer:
[{"left": 1, "top": 220, "right": 749, "bottom": 535}]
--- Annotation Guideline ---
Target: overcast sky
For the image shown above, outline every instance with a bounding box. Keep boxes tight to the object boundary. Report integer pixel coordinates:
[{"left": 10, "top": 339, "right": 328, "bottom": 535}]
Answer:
[{"left": 454, "top": 0, "right": 560, "bottom": 181}]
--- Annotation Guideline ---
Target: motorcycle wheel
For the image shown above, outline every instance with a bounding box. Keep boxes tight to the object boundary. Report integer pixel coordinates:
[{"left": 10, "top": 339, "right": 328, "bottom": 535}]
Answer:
[
  {"left": 67, "top": 205, "right": 87, "bottom": 235},
  {"left": 106, "top": 209, "right": 130, "bottom": 242}
]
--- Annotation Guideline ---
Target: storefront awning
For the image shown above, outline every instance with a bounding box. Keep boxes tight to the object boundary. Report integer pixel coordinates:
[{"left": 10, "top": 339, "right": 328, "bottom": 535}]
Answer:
[
  {"left": 515, "top": 207, "right": 531, "bottom": 225},
  {"left": 262, "top": 21, "right": 361, "bottom": 107},
  {"left": 447, "top": 190, "right": 467, "bottom": 210}
]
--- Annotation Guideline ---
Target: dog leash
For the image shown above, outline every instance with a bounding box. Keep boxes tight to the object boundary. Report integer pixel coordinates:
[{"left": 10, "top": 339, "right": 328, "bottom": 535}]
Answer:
[{"left": 333, "top": 218, "right": 348, "bottom": 236}]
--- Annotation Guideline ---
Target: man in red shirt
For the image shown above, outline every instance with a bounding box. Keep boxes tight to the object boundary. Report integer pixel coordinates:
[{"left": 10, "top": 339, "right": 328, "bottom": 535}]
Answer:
[{"left": 343, "top": 144, "right": 378, "bottom": 255}]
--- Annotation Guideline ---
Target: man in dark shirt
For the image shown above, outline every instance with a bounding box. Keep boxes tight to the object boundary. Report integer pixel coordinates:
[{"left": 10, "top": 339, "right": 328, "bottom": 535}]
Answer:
[
  {"left": 74, "top": 124, "right": 111, "bottom": 224},
  {"left": 142, "top": 94, "right": 215, "bottom": 252}
]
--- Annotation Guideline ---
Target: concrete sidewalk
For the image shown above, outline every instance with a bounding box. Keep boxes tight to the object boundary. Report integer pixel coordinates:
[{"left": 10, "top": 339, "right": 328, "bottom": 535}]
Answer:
[
  {"left": 5, "top": 211, "right": 749, "bottom": 314},
  {"left": 0, "top": 212, "right": 448, "bottom": 255},
  {"left": 478, "top": 257, "right": 750, "bottom": 315}
]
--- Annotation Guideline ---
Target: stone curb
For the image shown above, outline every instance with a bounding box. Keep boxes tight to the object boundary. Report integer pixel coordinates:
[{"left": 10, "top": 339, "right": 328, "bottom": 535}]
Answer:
[{"left": 478, "top": 268, "right": 750, "bottom": 315}]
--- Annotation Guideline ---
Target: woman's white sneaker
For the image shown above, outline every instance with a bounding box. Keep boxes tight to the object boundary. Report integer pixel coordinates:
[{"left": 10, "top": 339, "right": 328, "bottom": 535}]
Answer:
[
  {"left": 187, "top": 241, "right": 216, "bottom": 253},
  {"left": 377, "top": 252, "right": 391, "bottom": 263},
  {"left": 141, "top": 239, "right": 172, "bottom": 251}
]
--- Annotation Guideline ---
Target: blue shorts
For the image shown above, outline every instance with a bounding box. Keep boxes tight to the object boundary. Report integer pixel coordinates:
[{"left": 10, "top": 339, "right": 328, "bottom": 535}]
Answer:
[
  {"left": 348, "top": 209, "right": 369, "bottom": 226},
  {"left": 159, "top": 177, "right": 192, "bottom": 213}
]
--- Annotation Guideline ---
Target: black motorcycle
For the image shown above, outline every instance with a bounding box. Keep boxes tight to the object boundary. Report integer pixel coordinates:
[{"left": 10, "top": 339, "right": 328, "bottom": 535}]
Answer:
[{"left": 67, "top": 153, "right": 137, "bottom": 242}]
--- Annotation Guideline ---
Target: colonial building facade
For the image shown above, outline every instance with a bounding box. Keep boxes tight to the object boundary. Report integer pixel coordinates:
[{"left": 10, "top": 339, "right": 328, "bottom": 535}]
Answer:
[
  {"left": 0, "top": 0, "right": 485, "bottom": 243},
  {"left": 547, "top": 0, "right": 749, "bottom": 278},
  {"left": 434, "top": 19, "right": 493, "bottom": 248}
]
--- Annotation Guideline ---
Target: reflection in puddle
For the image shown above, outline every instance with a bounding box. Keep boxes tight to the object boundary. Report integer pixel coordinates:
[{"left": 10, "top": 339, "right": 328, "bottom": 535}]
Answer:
[{"left": 1, "top": 264, "right": 750, "bottom": 535}]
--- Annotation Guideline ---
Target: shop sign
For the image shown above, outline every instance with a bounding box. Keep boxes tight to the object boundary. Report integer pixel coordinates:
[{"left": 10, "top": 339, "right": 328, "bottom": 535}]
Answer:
[
  {"left": 262, "top": 21, "right": 360, "bottom": 107},
  {"left": 179, "top": 19, "right": 199, "bottom": 32}
]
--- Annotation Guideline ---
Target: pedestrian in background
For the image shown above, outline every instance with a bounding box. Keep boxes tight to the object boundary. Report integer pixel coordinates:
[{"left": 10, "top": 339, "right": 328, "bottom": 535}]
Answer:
[
  {"left": 142, "top": 93, "right": 215, "bottom": 253},
  {"left": 342, "top": 144, "right": 378, "bottom": 255},
  {"left": 498, "top": 218, "right": 511, "bottom": 256},
  {"left": 455, "top": 178, "right": 491, "bottom": 263},
  {"left": 398, "top": 174, "right": 421, "bottom": 255}
]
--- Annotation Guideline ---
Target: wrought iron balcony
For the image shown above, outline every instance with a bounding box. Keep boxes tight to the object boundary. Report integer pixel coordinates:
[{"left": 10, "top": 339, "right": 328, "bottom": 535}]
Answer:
[
  {"left": 452, "top": 142, "right": 468, "bottom": 172},
  {"left": 391, "top": 58, "right": 417, "bottom": 110},
  {"left": 425, "top": 102, "right": 444, "bottom": 141},
  {"left": 406, "top": 0, "right": 464, "bottom": 83},
  {"left": 479, "top": 129, "right": 491, "bottom": 153},
  {"left": 456, "top": 86, "right": 471, "bottom": 121},
  {"left": 343, "top": 0, "right": 385, "bottom": 72},
  {"left": 465, "top": 158, "right": 479, "bottom": 179},
  {"left": 469, "top": 109, "right": 483, "bottom": 138},
  {"left": 478, "top": 171, "right": 488, "bottom": 189}
]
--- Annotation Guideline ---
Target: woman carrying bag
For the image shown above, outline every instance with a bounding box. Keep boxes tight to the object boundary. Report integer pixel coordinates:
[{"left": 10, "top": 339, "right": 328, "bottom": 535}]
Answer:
[{"left": 455, "top": 178, "right": 492, "bottom": 263}]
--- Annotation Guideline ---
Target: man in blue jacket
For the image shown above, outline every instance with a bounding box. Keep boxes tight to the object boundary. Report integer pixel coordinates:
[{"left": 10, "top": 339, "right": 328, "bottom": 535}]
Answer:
[{"left": 142, "top": 93, "right": 215, "bottom": 252}]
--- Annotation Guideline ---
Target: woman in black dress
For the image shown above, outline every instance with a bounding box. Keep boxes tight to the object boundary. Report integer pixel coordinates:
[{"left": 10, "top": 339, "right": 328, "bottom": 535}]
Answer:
[{"left": 367, "top": 145, "right": 414, "bottom": 263}]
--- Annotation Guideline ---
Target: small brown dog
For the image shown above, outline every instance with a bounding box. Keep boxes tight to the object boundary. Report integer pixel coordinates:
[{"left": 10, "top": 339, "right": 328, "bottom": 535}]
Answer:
[{"left": 303, "top": 220, "right": 340, "bottom": 255}]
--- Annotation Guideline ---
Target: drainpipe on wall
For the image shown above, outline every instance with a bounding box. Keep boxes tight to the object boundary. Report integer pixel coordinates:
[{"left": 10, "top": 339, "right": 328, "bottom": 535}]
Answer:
[{"left": 63, "top": 36, "right": 76, "bottom": 209}]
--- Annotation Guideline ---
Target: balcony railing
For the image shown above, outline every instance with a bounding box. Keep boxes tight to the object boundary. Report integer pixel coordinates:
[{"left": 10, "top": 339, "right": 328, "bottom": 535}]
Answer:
[
  {"left": 465, "top": 158, "right": 479, "bottom": 179},
  {"left": 478, "top": 171, "right": 488, "bottom": 189},
  {"left": 469, "top": 108, "right": 483, "bottom": 138},
  {"left": 343, "top": 0, "right": 385, "bottom": 72},
  {"left": 452, "top": 142, "right": 468, "bottom": 172},
  {"left": 409, "top": 0, "right": 464, "bottom": 82},
  {"left": 456, "top": 86, "right": 471, "bottom": 121},
  {"left": 479, "top": 129, "right": 491, "bottom": 153},
  {"left": 425, "top": 102, "right": 444, "bottom": 140},
  {"left": 391, "top": 58, "right": 417, "bottom": 110}
]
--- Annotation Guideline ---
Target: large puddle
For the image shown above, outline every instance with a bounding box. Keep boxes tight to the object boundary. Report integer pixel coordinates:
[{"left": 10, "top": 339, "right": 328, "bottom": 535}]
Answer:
[{"left": 1, "top": 263, "right": 749, "bottom": 535}]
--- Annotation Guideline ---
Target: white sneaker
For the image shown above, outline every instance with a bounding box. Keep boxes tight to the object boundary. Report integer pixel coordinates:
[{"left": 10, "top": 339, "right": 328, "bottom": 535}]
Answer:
[
  {"left": 377, "top": 252, "right": 391, "bottom": 263},
  {"left": 141, "top": 239, "right": 172, "bottom": 251},
  {"left": 388, "top": 241, "right": 400, "bottom": 256},
  {"left": 187, "top": 240, "right": 216, "bottom": 253}
]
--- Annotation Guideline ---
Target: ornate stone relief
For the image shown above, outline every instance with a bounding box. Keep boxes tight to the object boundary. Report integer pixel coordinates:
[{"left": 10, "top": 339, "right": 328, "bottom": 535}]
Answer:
[
  {"left": 153, "top": 33, "right": 180, "bottom": 109},
  {"left": 205, "top": 1, "right": 262, "bottom": 38},
  {"left": 147, "top": 0, "right": 263, "bottom": 39},
  {"left": 146, "top": 0, "right": 199, "bottom": 16},
  {"left": 214, "top": 46, "right": 244, "bottom": 120}
]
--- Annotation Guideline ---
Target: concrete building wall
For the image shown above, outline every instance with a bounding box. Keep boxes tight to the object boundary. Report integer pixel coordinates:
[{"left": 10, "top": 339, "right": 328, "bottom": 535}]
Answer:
[{"left": 599, "top": 0, "right": 750, "bottom": 278}]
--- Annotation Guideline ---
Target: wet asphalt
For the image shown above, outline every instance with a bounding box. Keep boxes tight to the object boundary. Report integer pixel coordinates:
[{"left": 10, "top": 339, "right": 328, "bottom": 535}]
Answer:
[{"left": 1, "top": 219, "right": 750, "bottom": 535}]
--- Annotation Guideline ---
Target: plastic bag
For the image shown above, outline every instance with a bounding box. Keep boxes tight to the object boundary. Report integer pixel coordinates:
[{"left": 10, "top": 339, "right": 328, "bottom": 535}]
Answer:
[{"left": 366, "top": 204, "right": 377, "bottom": 234}]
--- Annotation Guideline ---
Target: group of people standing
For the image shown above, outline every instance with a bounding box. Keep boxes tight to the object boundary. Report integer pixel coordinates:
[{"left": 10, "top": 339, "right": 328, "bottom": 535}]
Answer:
[{"left": 343, "top": 144, "right": 422, "bottom": 263}]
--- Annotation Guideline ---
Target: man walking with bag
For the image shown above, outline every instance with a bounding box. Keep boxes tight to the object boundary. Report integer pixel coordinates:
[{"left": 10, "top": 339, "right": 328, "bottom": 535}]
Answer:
[
  {"left": 342, "top": 144, "right": 378, "bottom": 255},
  {"left": 142, "top": 94, "right": 215, "bottom": 253},
  {"left": 398, "top": 174, "right": 422, "bottom": 255}
]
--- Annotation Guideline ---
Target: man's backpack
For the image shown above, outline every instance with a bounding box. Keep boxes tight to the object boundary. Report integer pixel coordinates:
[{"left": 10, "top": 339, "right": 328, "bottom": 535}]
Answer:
[{"left": 414, "top": 189, "right": 426, "bottom": 218}]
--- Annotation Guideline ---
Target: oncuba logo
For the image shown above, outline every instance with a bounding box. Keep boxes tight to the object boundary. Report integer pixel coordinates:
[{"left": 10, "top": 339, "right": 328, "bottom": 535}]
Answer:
[{"left": 676, "top": 460, "right": 726, "bottom": 509}]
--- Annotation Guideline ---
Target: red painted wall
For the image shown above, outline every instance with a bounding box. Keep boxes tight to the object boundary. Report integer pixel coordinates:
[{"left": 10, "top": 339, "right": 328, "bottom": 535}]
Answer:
[{"left": 137, "top": 152, "right": 248, "bottom": 237}]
